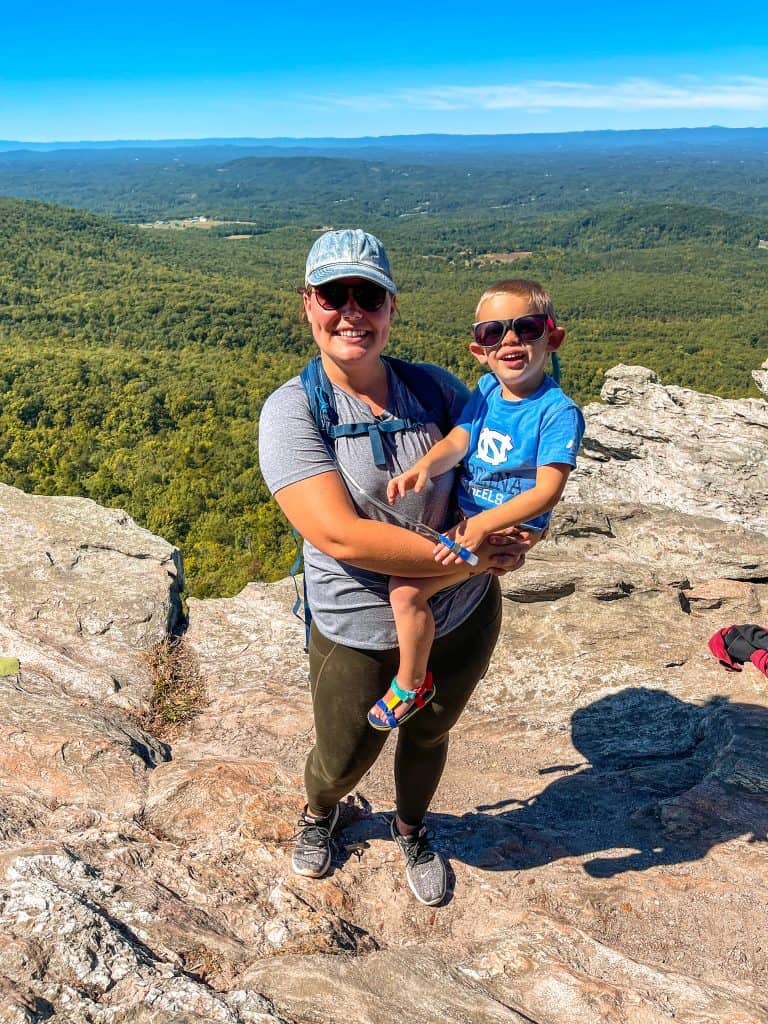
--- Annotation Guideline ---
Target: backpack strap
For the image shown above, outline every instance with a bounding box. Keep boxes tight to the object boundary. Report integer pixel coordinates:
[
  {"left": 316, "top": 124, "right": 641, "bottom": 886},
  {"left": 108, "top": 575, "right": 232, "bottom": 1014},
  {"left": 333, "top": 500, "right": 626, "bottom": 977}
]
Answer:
[
  {"left": 299, "top": 355, "right": 453, "bottom": 468},
  {"left": 299, "top": 356, "right": 337, "bottom": 458},
  {"left": 385, "top": 356, "right": 454, "bottom": 439},
  {"left": 551, "top": 352, "right": 561, "bottom": 384}
]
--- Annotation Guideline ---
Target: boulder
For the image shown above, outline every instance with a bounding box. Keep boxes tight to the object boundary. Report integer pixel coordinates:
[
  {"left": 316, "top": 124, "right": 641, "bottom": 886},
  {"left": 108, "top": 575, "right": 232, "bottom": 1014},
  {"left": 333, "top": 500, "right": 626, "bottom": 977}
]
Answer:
[
  {"left": 753, "top": 357, "right": 768, "bottom": 396},
  {"left": 0, "top": 482, "right": 185, "bottom": 706},
  {"left": 569, "top": 364, "right": 768, "bottom": 533}
]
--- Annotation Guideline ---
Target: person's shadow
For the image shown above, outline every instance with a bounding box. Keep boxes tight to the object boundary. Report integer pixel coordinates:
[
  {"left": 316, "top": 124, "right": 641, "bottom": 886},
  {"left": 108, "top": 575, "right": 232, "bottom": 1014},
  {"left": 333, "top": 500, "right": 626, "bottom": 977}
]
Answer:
[{"left": 439, "top": 686, "right": 768, "bottom": 877}]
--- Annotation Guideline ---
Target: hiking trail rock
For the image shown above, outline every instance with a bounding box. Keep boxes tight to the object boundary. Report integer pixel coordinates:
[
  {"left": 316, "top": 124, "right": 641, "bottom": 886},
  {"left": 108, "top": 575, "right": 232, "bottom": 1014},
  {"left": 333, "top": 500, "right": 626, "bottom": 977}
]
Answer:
[
  {"left": 569, "top": 363, "right": 768, "bottom": 532},
  {"left": 1, "top": 367, "right": 767, "bottom": 1023}
]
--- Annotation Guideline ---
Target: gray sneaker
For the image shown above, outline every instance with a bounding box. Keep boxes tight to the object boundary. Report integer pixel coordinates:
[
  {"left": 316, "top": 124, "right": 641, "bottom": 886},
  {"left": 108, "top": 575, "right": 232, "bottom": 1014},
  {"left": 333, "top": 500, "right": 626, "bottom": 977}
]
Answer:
[
  {"left": 390, "top": 818, "right": 447, "bottom": 906},
  {"left": 291, "top": 804, "right": 340, "bottom": 878}
]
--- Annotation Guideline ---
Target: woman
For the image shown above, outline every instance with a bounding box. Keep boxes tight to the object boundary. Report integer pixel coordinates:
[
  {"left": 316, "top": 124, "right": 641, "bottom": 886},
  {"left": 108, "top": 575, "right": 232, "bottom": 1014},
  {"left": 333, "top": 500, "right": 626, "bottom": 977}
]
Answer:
[{"left": 258, "top": 229, "right": 526, "bottom": 906}]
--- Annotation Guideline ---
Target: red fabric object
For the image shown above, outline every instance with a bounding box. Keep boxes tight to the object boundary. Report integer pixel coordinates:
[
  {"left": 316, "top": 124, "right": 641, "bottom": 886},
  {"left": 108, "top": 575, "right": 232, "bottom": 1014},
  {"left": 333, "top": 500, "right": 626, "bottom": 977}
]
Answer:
[
  {"left": 708, "top": 626, "right": 741, "bottom": 670},
  {"left": 751, "top": 649, "right": 768, "bottom": 678}
]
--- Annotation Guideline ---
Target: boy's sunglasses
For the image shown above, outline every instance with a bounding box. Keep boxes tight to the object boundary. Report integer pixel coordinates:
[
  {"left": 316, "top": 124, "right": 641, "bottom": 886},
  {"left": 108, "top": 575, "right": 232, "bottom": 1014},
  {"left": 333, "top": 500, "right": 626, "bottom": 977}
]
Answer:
[
  {"left": 471, "top": 313, "right": 554, "bottom": 349},
  {"left": 311, "top": 281, "right": 388, "bottom": 313}
]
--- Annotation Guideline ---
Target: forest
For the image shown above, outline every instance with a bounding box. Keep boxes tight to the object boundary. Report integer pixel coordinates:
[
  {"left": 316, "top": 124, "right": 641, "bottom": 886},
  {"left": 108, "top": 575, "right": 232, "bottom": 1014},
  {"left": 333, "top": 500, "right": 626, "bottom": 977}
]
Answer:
[
  {"left": 3, "top": 127, "right": 768, "bottom": 223},
  {"left": 0, "top": 132, "right": 766, "bottom": 596}
]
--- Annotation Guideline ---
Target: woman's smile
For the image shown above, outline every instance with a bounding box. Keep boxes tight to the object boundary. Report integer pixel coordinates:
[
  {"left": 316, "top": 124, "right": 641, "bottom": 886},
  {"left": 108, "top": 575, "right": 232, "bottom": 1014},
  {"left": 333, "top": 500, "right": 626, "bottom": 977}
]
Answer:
[{"left": 335, "top": 327, "right": 370, "bottom": 340}]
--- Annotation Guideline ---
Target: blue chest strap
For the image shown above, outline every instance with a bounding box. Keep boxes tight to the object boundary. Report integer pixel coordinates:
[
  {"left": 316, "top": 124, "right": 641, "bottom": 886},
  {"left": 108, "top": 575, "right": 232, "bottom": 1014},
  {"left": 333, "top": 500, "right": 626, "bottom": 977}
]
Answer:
[
  {"left": 301, "top": 355, "right": 450, "bottom": 468},
  {"left": 326, "top": 416, "right": 423, "bottom": 469}
]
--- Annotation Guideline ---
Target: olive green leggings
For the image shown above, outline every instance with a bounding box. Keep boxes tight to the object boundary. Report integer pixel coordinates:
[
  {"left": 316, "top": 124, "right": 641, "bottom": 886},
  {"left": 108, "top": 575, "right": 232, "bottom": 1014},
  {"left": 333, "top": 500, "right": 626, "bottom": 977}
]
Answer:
[{"left": 305, "top": 579, "right": 502, "bottom": 827}]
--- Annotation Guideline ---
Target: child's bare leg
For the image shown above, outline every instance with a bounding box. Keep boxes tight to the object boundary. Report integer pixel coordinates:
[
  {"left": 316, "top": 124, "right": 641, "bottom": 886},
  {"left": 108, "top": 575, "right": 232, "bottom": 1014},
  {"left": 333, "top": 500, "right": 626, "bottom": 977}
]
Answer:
[
  {"left": 390, "top": 576, "right": 441, "bottom": 691},
  {"left": 368, "top": 570, "right": 467, "bottom": 727}
]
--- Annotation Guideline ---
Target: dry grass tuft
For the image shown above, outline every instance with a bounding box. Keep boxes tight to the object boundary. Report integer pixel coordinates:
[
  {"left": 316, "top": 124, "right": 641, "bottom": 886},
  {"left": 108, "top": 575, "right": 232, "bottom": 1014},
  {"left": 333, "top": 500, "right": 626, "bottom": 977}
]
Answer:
[
  {"left": 143, "top": 636, "right": 207, "bottom": 734},
  {"left": 178, "top": 944, "right": 228, "bottom": 984}
]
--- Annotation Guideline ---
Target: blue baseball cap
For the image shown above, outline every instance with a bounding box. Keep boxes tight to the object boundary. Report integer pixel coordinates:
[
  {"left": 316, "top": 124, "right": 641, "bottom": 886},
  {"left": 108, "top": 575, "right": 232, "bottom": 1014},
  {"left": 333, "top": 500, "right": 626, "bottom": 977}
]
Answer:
[{"left": 305, "top": 229, "right": 397, "bottom": 294}]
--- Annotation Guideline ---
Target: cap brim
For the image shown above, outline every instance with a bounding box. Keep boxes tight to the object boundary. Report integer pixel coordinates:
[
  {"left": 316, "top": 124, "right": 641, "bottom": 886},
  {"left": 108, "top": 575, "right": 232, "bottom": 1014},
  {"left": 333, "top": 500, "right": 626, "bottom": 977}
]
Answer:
[{"left": 306, "top": 264, "right": 397, "bottom": 294}]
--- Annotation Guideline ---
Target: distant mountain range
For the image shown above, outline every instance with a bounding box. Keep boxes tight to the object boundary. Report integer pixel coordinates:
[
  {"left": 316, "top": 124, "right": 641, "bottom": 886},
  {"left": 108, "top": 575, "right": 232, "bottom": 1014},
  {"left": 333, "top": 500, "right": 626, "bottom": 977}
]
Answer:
[
  {"left": 1, "top": 125, "right": 767, "bottom": 162},
  {"left": 3, "top": 125, "right": 768, "bottom": 224}
]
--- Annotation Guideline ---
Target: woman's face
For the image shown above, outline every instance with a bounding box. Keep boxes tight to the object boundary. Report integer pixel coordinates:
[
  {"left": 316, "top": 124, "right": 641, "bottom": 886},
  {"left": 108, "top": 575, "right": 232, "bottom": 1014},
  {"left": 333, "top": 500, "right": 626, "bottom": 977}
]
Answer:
[{"left": 303, "top": 277, "right": 395, "bottom": 371}]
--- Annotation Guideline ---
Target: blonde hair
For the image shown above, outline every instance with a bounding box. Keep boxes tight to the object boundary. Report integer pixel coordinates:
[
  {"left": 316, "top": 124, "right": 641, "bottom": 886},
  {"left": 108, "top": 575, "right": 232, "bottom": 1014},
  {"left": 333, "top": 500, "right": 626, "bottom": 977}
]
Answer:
[{"left": 475, "top": 279, "right": 556, "bottom": 322}]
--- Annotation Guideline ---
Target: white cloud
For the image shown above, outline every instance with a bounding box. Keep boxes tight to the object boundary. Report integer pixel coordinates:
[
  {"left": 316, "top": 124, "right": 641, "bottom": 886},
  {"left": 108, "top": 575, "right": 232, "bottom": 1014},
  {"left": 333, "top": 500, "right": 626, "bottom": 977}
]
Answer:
[
  {"left": 314, "top": 77, "right": 768, "bottom": 114},
  {"left": 302, "top": 93, "right": 397, "bottom": 113}
]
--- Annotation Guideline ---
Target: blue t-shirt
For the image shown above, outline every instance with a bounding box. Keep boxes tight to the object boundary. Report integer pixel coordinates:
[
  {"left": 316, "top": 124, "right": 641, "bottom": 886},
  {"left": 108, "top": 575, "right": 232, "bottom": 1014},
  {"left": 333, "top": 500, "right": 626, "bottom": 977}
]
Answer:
[{"left": 455, "top": 373, "right": 585, "bottom": 531}]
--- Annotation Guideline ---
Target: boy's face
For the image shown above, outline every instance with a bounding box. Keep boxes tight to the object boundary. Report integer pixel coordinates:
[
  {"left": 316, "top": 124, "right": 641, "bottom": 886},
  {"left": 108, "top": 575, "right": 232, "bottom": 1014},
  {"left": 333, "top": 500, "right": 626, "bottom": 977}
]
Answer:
[{"left": 470, "top": 293, "right": 565, "bottom": 400}]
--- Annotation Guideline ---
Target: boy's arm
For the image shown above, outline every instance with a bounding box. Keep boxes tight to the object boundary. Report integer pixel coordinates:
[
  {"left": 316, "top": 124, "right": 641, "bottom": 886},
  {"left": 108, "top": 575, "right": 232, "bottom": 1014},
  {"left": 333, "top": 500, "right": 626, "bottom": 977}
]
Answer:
[
  {"left": 435, "top": 463, "right": 572, "bottom": 563},
  {"left": 387, "top": 426, "right": 470, "bottom": 502}
]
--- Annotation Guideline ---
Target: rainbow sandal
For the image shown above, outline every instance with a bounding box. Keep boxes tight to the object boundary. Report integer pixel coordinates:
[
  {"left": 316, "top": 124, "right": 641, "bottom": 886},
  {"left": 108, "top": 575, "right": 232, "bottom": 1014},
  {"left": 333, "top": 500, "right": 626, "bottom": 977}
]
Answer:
[{"left": 367, "top": 671, "right": 435, "bottom": 732}]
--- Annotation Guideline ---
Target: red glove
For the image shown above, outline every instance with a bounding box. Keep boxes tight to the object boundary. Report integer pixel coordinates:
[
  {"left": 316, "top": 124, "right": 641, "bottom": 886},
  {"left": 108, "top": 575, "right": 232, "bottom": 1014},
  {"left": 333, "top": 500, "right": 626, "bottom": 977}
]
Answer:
[
  {"left": 709, "top": 624, "right": 768, "bottom": 674},
  {"left": 708, "top": 626, "right": 741, "bottom": 670}
]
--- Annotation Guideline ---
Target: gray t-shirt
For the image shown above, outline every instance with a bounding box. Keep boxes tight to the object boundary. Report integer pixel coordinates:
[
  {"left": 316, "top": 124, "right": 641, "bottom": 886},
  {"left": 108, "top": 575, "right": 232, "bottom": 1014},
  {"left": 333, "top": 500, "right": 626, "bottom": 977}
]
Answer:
[{"left": 258, "top": 360, "right": 490, "bottom": 649}]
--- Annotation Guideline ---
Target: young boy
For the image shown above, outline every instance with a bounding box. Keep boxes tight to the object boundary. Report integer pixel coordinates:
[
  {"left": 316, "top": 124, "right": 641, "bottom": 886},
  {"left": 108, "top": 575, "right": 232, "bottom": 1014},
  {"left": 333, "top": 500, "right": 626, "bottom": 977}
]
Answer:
[{"left": 368, "top": 278, "right": 585, "bottom": 730}]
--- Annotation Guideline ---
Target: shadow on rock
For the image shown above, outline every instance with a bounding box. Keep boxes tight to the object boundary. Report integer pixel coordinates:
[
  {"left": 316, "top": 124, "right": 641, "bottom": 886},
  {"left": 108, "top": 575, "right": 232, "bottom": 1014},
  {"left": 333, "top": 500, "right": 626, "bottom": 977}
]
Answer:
[{"left": 447, "top": 686, "right": 768, "bottom": 877}]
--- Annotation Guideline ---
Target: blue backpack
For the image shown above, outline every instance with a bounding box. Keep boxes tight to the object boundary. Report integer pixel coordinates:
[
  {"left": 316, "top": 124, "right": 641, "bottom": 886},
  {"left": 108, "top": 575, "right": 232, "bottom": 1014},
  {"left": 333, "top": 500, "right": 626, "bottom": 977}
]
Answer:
[
  {"left": 291, "top": 354, "right": 456, "bottom": 648},
  {"left": 299, "top": 354, "right": 454, "bottom": 465}
]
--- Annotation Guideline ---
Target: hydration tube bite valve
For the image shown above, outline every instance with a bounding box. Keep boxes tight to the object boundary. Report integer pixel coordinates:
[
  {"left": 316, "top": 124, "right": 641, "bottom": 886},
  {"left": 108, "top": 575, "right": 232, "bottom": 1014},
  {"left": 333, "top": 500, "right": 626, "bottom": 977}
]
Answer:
[{"left": 437, "top": 534, "right": 479, "bottom": 567}]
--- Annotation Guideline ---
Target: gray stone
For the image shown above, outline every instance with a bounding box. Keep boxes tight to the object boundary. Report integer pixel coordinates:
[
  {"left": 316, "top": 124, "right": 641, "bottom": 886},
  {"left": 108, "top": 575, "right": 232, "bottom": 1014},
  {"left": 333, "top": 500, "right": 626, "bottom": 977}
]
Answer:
[
  {"left": 1, "top": 368, "right": 768, "bottom": 1023},
  {"left": 0, "top": 483, "right": 185, "bottom": 706},
  {"left": 569, "top": 364, "right": 768, "bottom": 532},
  {"left": 753, "top": 357, "right": 768, "bottom": 396}
]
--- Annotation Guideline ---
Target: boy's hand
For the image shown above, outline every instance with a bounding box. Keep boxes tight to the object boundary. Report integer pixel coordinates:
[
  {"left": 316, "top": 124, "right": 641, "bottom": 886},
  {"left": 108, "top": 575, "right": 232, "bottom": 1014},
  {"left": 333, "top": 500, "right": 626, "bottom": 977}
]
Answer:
[
  {"left": 432, "top": 519, "right": 488, "bottom": 565},
  {"left": 386, "top": 467, "right": 429, "bottom": 504}
]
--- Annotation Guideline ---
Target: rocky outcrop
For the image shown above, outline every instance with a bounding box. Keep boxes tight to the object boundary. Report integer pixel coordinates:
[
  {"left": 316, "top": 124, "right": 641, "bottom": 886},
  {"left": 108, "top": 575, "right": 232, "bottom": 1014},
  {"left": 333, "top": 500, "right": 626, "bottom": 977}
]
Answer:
[
  {"left": 0, "top": 483, "right": 185, "bottom": 703},
  {"left": 569, "top": 364, "right": 768, "bottom": 532},
  {"left": 0, "top": 370, "right": 767, "bottom": 1023},
  {"left": 753, "top": 357, "right": 768, "bottom": 396},
  {"left": 0, "top": 485, "right": 187, "bottom": 827}
]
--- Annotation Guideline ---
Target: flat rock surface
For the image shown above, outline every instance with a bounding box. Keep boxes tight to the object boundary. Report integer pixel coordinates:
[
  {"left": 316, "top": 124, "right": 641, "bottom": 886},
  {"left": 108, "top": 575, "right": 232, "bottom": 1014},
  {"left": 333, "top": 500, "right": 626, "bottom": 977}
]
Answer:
[
  {"left": 180, "top": 505, "right": 768, "bottom": 1024},
  {"left": 1, "top": 374, "right": 768, "bottom": 1023}
]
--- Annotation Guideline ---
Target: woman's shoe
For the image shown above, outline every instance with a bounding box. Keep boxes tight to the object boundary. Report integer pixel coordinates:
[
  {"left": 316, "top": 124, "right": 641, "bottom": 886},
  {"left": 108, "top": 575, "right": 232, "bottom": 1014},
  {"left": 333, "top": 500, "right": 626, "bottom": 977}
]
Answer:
[
  {"left": 290, "top": 804, "right": 340, "bottom": 877},
  {"left": 390, "top": 818, "right": 447, "bottom": 906}
]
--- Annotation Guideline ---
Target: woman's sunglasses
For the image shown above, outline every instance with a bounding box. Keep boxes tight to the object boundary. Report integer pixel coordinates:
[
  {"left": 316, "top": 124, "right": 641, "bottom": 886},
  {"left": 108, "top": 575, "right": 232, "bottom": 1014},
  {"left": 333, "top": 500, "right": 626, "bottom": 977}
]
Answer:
[
  {"left": 471, "top": 313, "right": 554, "bottom": 349},
  {"left": 311, "top": 281, "right": 388, "bottom": 313}
]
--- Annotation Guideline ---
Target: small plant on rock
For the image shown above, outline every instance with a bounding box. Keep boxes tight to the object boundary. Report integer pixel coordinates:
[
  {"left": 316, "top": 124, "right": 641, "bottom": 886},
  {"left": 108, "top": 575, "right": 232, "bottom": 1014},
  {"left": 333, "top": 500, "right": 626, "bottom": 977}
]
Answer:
[{"left": 144, "top": 636, "right": 207, "bottom": 733}]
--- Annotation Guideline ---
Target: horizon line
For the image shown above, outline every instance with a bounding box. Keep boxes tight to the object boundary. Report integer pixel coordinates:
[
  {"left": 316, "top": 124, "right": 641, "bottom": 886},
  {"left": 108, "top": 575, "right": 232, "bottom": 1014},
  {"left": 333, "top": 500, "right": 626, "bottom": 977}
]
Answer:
[{"left": 2, "top": 124, "right": 768, "bottom": 148}]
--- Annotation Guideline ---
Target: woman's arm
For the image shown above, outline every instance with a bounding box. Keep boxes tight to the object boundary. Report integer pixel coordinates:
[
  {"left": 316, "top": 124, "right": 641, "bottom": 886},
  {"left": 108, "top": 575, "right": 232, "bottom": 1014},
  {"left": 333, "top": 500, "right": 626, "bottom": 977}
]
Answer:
[{"left": 274, "top": 469, "right": 525, "bottom": 578}]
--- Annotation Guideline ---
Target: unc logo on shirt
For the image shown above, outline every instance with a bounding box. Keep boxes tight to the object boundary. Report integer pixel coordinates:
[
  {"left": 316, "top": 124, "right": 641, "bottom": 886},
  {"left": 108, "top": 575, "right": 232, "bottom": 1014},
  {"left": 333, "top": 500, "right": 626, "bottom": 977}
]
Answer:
[{"left": 476, "top": 427, "right": 514, "bottom": 466}]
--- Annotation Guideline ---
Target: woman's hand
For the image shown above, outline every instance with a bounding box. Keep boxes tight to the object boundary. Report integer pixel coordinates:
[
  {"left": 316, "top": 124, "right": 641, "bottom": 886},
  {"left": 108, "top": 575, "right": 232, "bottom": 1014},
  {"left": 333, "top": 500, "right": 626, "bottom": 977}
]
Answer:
[
  {"left": 434, "top": 523, "right": 534, "bottom": 572},
  {"left": 482, "top": 527, "right": 535, "bottom": 575}
]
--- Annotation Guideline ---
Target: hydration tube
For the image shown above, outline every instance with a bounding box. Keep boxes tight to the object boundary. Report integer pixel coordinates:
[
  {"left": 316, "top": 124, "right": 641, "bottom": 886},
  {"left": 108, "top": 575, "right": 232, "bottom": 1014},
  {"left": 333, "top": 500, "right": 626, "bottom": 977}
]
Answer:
[{"left": 336, "top": 463, "right": 480, "bottom": 568}]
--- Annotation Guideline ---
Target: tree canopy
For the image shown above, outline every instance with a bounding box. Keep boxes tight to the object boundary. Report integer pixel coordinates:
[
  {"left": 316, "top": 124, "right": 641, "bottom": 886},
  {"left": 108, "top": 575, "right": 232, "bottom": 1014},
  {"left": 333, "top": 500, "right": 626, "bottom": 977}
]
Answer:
[{"left": 0, "top": 144, "right": 765, "bottom": 598}]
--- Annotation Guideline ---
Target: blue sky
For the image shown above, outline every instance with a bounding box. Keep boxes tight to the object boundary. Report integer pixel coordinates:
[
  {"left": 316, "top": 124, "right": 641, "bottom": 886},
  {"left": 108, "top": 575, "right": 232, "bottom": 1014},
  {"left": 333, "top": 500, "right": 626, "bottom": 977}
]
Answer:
[{"left": 3, "top": 0, "right": 768, "bottom": 141}]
